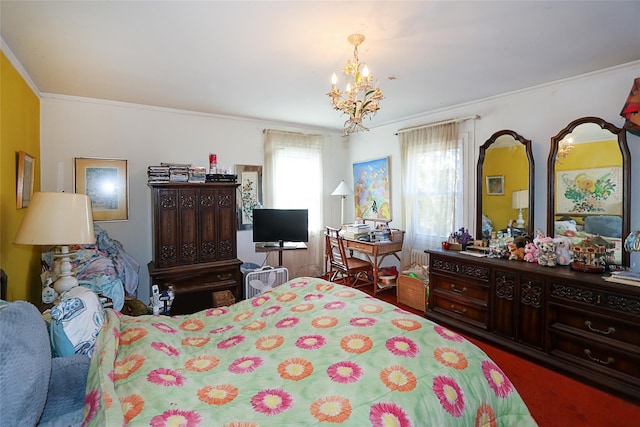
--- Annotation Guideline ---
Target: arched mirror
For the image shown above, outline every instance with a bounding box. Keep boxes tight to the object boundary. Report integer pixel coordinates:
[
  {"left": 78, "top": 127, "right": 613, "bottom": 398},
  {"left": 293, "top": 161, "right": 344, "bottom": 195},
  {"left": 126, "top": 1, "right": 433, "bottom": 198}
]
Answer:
[
  {"left": 477, "top": 130, "right": 534, "bottom": 239},
  {"left": 547, "top": 117, "right": 630, "bottom": 267}
]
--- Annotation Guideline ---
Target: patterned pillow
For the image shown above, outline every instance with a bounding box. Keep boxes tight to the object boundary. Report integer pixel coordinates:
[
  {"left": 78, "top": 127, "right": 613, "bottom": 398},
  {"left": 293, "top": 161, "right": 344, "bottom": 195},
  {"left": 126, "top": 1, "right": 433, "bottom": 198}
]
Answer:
[{"left": 49, "top": 286, "right": 105, "bottom": 357}]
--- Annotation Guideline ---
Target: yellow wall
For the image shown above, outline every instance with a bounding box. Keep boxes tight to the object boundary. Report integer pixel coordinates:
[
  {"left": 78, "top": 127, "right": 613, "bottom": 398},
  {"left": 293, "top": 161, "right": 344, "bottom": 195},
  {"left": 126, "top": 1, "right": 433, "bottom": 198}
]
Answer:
[
  {"left": 555, "top": 140, "right": 621, "bottom": 171},
  {"left": 1, "top": 51, "right": 41, "bottom": 302},
  {"left": 482, "top": 144, "right": 529, "bottom": 230}
]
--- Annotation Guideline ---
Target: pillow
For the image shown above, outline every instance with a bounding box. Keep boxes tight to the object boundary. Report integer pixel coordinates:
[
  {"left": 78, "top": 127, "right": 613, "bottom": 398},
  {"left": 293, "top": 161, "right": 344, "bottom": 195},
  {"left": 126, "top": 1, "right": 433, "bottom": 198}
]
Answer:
[
  {"left": 554, "top": 219, "right": 577, "bottom": 236},
  {"left": 584, "top": 215, "right": 622, "bottom": 238},
  {"left": 481, "top": 214, "right": 494, "bottom": 235},
  {"left": 49, "top": 286, "right": 105, "bottom": 358},
  {"left": 0, "top": 301, "right": 51, "bottom": 426}
]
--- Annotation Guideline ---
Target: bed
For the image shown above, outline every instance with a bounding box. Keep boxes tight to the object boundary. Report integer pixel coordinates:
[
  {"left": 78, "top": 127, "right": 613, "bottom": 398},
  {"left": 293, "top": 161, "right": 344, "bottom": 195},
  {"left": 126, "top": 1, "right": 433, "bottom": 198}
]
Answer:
[
  {"left": 554, "top": 217, "right": 623, "bottom": 264},
  {"left": 83, "top": 277, "right": 537, "bottom": 426}
]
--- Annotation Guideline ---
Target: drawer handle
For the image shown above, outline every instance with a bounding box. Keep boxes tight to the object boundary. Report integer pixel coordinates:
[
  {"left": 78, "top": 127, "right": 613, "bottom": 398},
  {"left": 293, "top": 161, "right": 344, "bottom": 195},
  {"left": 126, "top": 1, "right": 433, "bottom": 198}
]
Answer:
[
  {"left": 450, "top": 304, "right": 467, "bottom": 315},
  {"left": 584, "top": 321, "right": 615, "bottom": 336},
  {"left": 584, "top": 349, "right": 615, "bottom": 366},
  {"left": 450, "top": 284, "right": 467, "bottom": 294},
  {"left": 217, "top": 273, "right": 233, "bottom": 280}
]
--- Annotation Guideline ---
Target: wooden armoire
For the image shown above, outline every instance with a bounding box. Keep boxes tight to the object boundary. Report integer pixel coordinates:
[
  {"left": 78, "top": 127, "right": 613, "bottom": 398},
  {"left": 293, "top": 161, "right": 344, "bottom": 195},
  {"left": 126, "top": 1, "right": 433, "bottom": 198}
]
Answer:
[{"left": 147, "top": 182, "right": 242, "bottom": 314}]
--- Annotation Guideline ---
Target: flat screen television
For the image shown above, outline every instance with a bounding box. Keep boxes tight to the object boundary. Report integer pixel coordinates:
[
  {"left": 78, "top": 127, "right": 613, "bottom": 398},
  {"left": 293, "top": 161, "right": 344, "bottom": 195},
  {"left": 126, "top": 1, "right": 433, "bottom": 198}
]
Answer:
[{"left": 252, "top": 209, "right": 308, "bottom": 247}]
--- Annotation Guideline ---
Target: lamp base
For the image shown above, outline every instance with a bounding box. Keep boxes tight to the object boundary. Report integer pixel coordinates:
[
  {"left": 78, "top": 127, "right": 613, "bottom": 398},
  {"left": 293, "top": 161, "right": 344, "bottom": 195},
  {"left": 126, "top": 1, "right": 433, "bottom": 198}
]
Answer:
[
  {"left": 516, "top": 208, "right": 525, "bottom": 228},
  {"left": 53, "top": 275, "right": 79, "bottom": 294},
  {"left": 52, "top": 245, "right": 79, "bottom": 294}
]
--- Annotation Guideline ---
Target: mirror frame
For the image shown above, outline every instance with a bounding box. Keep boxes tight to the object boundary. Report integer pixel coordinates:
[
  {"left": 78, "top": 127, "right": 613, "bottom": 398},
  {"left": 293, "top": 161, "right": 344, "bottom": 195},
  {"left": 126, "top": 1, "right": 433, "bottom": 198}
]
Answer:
[
  {"left": 476, "top": 130, "right": 535, "bottom": 239},
  {"left": 547, "top": 116, "right": 631, "bottom": 267}
]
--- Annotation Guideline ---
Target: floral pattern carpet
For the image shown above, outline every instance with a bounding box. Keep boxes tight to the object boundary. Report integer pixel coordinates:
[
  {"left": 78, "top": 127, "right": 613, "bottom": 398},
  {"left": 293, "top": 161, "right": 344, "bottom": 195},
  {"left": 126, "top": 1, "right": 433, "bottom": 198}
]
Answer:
[{"left": 83, "top": 277, "right": 537, "bottom": 426}]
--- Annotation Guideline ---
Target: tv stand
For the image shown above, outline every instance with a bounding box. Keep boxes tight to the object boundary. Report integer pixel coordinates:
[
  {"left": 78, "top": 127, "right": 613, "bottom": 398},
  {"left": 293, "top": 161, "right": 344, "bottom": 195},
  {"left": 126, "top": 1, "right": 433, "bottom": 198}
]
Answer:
[{"left": 255, "top": 242, "right": 307, "bottom": 266}]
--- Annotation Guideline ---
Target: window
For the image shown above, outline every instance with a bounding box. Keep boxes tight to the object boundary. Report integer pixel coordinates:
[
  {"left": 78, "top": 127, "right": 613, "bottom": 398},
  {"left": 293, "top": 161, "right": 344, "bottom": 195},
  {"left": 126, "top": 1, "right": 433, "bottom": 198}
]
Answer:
[
  {"left": 263, "top": 130, "right": 324, "bottom": 276},
  {"left": 399, "top": 123, "right": 471, "bottom": 263}
]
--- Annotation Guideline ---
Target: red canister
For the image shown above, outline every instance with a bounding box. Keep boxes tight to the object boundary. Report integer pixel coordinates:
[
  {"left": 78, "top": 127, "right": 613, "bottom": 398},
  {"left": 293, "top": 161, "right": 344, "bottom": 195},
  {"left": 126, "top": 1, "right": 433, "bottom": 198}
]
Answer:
[{"left": 209, "top": 153, "right": 217, "bottom": 173}]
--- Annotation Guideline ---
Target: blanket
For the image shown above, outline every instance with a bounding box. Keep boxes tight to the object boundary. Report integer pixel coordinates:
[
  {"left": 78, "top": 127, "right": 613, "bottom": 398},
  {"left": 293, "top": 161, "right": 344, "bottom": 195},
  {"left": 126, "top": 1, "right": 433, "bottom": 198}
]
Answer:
[{"left": 83, "top": 277, "right": 537, "bottom": 426}]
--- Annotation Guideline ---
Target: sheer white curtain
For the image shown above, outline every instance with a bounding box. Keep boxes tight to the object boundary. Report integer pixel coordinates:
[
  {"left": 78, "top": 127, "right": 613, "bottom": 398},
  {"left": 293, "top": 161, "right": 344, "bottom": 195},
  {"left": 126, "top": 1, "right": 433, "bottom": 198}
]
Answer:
[
  {"left": 263, "top": 129, "right": 324, "bottom": 278},
  {"left": 399, "top": 123, "right": 461, "bottom": 264}
]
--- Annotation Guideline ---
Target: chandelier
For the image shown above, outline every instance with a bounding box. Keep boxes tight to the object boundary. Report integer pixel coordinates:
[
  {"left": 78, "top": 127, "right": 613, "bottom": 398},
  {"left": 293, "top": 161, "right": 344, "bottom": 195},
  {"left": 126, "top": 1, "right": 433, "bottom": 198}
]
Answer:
[{"left": 328, "top": 34, "right": 383, "bottom": 136}]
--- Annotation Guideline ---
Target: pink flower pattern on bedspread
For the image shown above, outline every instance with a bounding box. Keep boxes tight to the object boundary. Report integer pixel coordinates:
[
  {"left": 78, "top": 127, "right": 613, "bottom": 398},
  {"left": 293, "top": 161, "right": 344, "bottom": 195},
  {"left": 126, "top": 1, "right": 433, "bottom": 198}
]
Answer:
[{"left": 83, "top": 277, "right": 537, "bottom": 426}]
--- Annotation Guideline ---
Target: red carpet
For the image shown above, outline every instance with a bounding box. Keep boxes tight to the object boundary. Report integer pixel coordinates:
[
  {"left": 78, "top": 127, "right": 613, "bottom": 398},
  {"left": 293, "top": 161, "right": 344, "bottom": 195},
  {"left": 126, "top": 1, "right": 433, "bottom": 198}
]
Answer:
[{"left": 362, "top": 285, "right": 640, "bottom": 426}]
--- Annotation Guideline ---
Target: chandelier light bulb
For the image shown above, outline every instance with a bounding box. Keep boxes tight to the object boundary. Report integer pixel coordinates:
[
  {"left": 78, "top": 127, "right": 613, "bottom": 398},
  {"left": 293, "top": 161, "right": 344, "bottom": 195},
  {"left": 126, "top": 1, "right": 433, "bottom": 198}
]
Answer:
[
  {"left": 331, "top": 72, "right": 337, "bottom": 86},
  {"left": 362, "top": 65, "right": 370, "bottom": 78}
]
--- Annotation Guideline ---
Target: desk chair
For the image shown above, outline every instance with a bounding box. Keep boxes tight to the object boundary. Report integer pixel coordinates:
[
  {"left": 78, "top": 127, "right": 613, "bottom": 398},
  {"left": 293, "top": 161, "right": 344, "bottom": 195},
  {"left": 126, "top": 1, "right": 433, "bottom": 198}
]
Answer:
[{"left": 325, "top": 226, "right": 373, "bottom": 288}]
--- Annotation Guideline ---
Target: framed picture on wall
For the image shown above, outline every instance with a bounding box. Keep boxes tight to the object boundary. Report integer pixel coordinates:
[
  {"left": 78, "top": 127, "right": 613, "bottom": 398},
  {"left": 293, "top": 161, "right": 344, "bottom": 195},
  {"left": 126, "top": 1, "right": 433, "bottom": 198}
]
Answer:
[
  {"left": 16, "top": 151, "right": 35, "bottom": 209},
  {"left": 486, "top": 175, "right": 504, "bottom": 196},
  {"left": 74, "top": 157, "right": 128, "bottom": 221},
  {"left": 235, "top": 164, "right": 263, "bottom": 230},
  {"left": 555, "top": 167, "right": 622, "bottom": 215},
  {"left": 352, "top": 156, "right": 391, "bottom": 220}
]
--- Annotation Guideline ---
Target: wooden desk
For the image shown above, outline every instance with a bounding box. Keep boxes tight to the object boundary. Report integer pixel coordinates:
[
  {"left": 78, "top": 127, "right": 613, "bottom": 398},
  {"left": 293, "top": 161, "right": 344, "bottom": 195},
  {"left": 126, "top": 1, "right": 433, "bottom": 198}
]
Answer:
[
  {"left": 255, "top": 242, "right": 307, "bottom": 266},
  {"left": 343, "top": 237, "right": 403, "bottom": 295}
]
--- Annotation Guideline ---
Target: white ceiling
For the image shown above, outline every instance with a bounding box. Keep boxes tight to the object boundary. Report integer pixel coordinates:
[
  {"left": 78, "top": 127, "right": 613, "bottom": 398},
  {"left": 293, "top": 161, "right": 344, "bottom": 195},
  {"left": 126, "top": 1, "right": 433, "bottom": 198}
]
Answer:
[{"left": 2, "top": 1, "right": 639, "bottom": 132}]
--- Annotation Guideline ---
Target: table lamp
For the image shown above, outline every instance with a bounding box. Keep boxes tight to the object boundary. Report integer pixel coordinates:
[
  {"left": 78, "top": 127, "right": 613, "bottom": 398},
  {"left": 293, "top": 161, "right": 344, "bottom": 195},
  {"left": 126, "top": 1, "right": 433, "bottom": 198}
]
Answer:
[
  {"left": 511, "top": 189, "right": 528, "bottom": 228},
  {"left": 14, "top": 192, "right": 95, "bottom": 294},
  {"left": 331, "top": 180, "right": 352, "bottom": 226}
]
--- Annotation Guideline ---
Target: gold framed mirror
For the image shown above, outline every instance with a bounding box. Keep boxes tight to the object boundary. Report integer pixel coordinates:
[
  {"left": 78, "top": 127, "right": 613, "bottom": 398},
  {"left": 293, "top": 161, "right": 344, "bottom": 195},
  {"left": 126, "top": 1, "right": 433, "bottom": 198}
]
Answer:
[
  {"left": 477, "top": 130, "right": 534, "bottom": 239},
  {"left": 547, "top": 117, "right": 630, "bottom": 267}
]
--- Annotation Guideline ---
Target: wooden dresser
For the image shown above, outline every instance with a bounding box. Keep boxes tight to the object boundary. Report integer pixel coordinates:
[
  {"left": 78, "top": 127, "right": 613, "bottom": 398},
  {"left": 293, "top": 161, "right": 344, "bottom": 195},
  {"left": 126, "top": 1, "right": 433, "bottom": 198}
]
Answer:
[
  {"left": 426, "top": 248, "right": 640, "bottom": 403},
  {"left": 148, "top": 182, "right": 242, "bottom": 314}
]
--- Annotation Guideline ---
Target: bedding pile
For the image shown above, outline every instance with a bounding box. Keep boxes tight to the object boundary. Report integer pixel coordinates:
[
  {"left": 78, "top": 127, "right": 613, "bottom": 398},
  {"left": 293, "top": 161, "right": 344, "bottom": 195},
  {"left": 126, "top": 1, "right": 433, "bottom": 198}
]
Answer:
[
  {"left": 83, "top": 277, "right": 536, "bottom": 426},
  {"left": 43, "top": 224, "right": 139, "bottom": 307}
]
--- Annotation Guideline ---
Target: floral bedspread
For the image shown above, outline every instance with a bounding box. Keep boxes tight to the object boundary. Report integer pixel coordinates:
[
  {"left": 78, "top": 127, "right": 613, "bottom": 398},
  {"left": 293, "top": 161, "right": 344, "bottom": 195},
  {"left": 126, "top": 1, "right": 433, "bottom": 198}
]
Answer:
[{"left": 83, "top": 277, "right": 536, "bottom": 426}]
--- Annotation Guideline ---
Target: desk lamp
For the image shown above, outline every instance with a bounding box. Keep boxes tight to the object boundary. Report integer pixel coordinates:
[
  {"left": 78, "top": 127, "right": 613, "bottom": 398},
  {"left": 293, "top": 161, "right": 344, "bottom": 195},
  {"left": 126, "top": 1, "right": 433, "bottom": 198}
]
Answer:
[
  {"left": 511, "top": 189, "right": 528, "bottom": 228},
  {"left": 14, "top": 192, "right": 95, "bottom": 294},
  {"left": 331, "top": 180, "right": 352, "bottom": 226}
]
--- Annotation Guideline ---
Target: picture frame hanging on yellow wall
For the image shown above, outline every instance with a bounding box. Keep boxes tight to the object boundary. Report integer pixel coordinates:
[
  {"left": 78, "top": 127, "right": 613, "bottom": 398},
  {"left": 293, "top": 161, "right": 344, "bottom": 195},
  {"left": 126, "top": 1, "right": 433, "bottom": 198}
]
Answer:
[
  {"left": 74, "top": 157, "right": 128, "bottom": 221},
  {"left": 16, "top": 151, "right": 35, "bottom": 209},
  {"left": 486, "top": 175, "right": 504, "bottom": 196}
]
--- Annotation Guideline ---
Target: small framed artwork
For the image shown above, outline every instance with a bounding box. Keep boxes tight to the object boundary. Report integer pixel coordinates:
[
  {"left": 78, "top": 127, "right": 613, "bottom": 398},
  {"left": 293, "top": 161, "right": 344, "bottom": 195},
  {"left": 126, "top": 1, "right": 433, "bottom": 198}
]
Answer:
[
  {"left": 74, "top": 157, "right": 128, "bottom": 221},
  {"left": 486, "top": 175, "right": 504, "bottom": 195},
  {"left": 16, "top": 151, "right": 35, "bottom": 209},
  {"left": 235, "top": 164, "right": 263, "bottom": 230}
]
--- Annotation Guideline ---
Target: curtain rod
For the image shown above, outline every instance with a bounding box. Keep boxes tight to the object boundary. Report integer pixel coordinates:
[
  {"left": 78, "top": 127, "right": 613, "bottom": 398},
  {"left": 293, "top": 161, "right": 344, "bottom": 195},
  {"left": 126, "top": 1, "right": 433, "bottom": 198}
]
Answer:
[
  {"left": 395, "top": 115, "right": 480, "bottom": 135},
  {"left": 262, "top": 128, "right": 318, "bottom": 136}
]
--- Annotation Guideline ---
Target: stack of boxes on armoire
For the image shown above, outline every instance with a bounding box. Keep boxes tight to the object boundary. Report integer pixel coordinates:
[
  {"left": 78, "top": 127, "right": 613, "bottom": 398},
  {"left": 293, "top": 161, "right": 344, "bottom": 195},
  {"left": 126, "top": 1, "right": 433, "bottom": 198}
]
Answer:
[{"left": 147, "top": 163, "right": 206, "bottom": 184}]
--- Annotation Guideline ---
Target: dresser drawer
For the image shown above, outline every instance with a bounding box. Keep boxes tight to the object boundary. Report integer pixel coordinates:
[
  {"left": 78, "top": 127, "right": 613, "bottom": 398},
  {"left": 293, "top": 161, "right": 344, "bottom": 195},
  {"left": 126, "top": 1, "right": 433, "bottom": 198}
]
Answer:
[
  {"left": 169, "top": 267, "right": 239, "bottom": 293},
  {"left": 149, "top": 262, "right": 242, "bottom": 315},
  {"left": 549, "top": 329, "right": 640, "bottom": 379},
  {"left": 549, "top": 303, "right": 640, "bottom": 347},
  {"left": 549, "top": 281, "right": 640, "bottom": 317},
  {"left": 431, "top": 293, "right": 488, "bottom": 329},
  {"left": 431, "top": 276, "right": 488, "bottom": 302},
  {"left": 431, "top": 256, "right": 491, "bottom": 283}
]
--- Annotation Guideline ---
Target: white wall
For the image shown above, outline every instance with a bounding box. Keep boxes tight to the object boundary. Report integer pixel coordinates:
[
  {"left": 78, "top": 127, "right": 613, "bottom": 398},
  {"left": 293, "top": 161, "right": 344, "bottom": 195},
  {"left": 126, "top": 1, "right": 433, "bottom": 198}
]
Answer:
[
  {"left": 40, "top": 97, "right": 347, "bottom": 304},
  {"left": 347, "top": 62, "right": 640, "bottom": 267},
  {"left": 40, "top": 61, "right": 640, "bottom": 304}
]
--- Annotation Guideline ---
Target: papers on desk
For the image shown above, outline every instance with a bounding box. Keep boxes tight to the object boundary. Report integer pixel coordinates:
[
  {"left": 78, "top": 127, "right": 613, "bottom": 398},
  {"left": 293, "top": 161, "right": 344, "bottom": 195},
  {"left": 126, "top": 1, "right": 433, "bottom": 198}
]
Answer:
[{"left": 343, "top": 224, "right": 371, "bottom": 240}]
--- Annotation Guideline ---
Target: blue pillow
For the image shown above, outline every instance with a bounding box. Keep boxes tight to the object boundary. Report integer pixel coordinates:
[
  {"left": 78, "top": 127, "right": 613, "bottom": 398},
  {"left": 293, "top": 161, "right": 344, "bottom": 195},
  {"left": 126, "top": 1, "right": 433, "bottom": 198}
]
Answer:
[{"left": 584, "top": 215, "right": 622, "bottom": 238}]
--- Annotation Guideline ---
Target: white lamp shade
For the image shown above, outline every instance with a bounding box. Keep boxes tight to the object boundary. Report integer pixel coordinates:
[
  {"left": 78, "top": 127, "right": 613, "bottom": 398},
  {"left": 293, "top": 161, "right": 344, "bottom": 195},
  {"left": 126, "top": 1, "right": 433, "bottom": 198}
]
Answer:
[
  {"left": 511, "top": 190, "right": 529, "bottom": 210},
  {"left": 331, "top": 180, "right": 352, "bottom": 196},
  {"left": 14, "top": 192, "right": 95, "bottom": 245}
]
